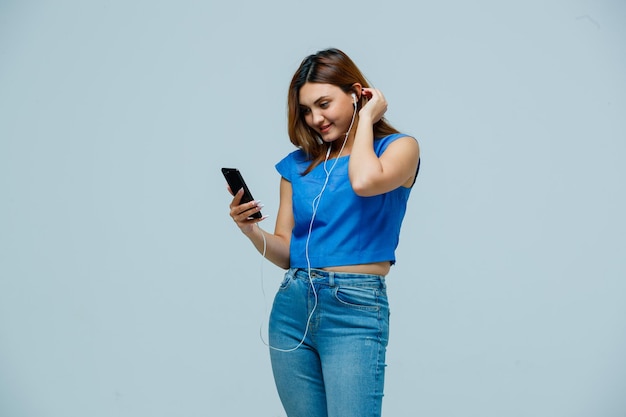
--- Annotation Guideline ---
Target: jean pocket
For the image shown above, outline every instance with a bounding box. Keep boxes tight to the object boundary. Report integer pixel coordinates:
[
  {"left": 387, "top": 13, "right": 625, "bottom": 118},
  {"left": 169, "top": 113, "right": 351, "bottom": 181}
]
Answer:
[
  {"left": 333, "top": 286, "right": 386, "bottom": 310},
  {"left": 277, "top": 273, "right": 293, "bottom": 291}
]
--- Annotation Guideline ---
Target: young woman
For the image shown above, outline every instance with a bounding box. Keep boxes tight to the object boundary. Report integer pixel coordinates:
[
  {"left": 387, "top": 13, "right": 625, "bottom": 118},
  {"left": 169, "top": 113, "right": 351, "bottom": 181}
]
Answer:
[{"left": 227, "top": 48, "right": 420, "bottom": 417}]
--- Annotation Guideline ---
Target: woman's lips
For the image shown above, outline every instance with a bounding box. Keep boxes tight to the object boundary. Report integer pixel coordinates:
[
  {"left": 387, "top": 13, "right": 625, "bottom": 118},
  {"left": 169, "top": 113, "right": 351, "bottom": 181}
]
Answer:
[{"left": 320, "top": 124, "right": 332, "bottom": 134}]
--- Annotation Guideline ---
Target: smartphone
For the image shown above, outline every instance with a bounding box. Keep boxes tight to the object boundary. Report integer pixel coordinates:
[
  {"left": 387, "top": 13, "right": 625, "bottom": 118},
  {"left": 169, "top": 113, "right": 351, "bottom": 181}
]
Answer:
[{"left": 221, "top": 167, "right": 263, "bottom": 219}]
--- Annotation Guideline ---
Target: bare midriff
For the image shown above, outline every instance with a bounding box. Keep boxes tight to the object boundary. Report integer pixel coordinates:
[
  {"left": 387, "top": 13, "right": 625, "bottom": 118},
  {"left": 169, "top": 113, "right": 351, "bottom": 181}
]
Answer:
[{"left": 321, "top": 261, "right": 391, "bottom": 277}]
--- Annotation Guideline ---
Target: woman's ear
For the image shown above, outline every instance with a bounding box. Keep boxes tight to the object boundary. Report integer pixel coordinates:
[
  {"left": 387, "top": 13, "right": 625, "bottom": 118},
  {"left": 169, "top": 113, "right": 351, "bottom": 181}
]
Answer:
[{"left": 351, "top": 83, "right": 363, "bottom": 100}]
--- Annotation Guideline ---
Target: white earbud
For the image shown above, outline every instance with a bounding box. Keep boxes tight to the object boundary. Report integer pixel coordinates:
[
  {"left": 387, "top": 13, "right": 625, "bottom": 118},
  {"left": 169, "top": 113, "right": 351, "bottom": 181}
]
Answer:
[{"left": 351, "top": 93, "right": 357, "bottom": 106}]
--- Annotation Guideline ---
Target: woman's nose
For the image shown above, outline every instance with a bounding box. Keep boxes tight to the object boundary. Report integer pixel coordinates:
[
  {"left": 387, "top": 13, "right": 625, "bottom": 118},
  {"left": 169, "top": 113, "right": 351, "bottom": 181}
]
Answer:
[{"left": 311, "top": 109, "right": 324, "bottom": 125}]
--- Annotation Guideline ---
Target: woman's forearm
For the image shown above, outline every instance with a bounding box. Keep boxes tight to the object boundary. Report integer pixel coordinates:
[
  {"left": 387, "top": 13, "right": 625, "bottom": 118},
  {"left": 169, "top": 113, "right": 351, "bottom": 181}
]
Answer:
[{"left": 243, "top": 225, "right": 291, "bottom": 269}]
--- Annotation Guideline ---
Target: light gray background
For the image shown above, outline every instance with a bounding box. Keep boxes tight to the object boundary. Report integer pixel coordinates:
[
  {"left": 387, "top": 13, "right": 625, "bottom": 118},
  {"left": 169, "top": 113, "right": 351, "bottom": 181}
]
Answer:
[{"left": 1, "top": 0, "right": 625, "bottom": 416}]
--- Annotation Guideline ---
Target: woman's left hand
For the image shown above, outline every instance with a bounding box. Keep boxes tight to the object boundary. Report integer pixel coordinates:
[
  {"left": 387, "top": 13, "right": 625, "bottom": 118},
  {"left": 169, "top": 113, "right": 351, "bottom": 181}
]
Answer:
[{"left": 359, "top": 88, "right": 388, "bottom": 124}]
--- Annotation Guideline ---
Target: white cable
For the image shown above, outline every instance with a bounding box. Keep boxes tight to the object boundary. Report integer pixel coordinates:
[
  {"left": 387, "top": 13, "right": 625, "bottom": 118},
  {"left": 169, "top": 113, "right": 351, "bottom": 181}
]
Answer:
[{"left": 259, "top": 102, "right": 358, "bottom": 352}]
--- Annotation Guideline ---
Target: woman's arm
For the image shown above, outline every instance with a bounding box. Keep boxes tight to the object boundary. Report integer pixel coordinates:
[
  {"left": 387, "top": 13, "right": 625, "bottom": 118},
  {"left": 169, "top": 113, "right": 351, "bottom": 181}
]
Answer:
[
  {"left": 228, "top": 177, "right": 293, "bottom": 269},
  {"left": 348, "top": 88, "right": 420, "bottom": 197}
]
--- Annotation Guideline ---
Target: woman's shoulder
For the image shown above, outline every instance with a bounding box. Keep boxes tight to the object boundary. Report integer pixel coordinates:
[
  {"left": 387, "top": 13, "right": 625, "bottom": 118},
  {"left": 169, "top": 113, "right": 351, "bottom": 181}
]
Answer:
[
  {"left": 377, "top": 132, "right": 415, "bottom": 142},
  {"left": 374, "top": 132, "right": 416, "bottom": 154},
  {"left": 277, "top": 148, "right": 309, "bottom": 165},
  {"left": 276, "top": 148, "right": 310, "bottom": 178}
]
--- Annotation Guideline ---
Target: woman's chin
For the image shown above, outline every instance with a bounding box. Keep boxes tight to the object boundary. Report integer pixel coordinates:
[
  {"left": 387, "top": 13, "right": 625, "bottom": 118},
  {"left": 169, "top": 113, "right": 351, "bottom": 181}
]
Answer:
[{"left": 321, "top": 133, "right": 341, "bottom": 143}]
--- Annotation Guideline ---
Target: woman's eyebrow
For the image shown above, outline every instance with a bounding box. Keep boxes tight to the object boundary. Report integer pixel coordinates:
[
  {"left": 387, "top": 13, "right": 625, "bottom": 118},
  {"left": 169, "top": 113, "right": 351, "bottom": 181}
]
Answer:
[
  {"left": 300, "top": 95, "right": 330, "bottom": 107},
  {"left": 313, "top": 96, "right": 329, "bottom": 105}
]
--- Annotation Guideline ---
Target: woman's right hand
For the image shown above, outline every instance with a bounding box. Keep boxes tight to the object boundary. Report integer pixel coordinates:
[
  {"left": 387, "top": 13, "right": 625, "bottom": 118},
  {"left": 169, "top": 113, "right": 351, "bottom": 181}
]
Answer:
[
  {"left": 228, "top": 187, "right": 265, "bottom": 235},
  {"left": 359, "top": 87, "right": 388, "bottom": 125}
]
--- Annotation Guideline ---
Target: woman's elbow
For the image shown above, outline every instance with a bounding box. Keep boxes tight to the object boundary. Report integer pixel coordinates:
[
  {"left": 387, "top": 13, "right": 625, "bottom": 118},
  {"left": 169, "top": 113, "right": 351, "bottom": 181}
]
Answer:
[{"left": 351, "top": 178, "right": 378, "bottom": 197}]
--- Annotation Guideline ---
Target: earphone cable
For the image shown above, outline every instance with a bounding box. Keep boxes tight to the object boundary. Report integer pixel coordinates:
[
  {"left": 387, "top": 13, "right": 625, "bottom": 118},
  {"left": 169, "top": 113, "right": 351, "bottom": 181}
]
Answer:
[{"left": 258, "top": 99, "right": 358, "bottom": 352}]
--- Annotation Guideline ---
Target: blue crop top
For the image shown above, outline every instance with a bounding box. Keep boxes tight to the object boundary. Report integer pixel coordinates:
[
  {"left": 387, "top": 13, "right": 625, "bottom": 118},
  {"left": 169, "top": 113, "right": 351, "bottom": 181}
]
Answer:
[{"left": 275, "top": 133, "right": 415, "bottom": 269}]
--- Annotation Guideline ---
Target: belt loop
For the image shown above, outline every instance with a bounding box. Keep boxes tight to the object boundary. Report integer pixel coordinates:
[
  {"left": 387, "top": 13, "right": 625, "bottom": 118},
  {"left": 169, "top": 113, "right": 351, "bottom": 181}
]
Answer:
[{"left": 328, "top": 271, "right": 335, "bottom": 287}]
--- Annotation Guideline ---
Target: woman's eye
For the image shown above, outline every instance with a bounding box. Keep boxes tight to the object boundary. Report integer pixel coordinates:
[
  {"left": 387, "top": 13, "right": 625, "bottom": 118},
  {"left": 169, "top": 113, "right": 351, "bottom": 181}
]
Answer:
[
  {"left": 319, "top": 102, "right": 329, "bottom": 108},
  {"left": 301, "top": 107, "right": 311, "bottom": 115}
]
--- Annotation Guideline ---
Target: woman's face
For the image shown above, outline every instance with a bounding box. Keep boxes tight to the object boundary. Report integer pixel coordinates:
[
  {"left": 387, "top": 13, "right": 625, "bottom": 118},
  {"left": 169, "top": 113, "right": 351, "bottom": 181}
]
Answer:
[{"left": 298, "top": 82, "right": 356, "bottom": 143}]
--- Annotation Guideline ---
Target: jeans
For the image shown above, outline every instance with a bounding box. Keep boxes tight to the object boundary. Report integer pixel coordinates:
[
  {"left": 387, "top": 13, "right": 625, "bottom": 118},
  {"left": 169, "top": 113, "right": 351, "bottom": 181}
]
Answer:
[{"left": 269, "top": 268, "right": 390, "bottom": 417}]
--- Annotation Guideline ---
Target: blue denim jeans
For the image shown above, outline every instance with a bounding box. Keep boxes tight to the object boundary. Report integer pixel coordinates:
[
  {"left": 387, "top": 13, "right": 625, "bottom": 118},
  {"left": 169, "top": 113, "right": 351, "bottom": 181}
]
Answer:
[{"left": 269, "top": 268, "right": 390, "bottom": 417}]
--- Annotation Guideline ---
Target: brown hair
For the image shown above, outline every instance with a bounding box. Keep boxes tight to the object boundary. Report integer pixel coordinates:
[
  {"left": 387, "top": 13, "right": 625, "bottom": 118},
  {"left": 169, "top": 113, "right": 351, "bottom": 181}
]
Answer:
[{"left": 287, "top": 48, "right": 399, "bottom": 170}]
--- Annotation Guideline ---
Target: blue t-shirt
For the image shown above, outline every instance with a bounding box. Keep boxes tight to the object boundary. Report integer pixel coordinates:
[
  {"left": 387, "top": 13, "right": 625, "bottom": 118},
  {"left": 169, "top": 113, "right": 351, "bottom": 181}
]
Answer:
[{"left": 275, "top": 133, "right": 415, "bottom": 269}]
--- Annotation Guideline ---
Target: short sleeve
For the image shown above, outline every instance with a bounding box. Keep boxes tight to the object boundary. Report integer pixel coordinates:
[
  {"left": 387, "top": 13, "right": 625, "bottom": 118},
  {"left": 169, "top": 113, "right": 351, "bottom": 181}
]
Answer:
[{"left": 275, "top": 149, "right": 307, "bottom": 182}]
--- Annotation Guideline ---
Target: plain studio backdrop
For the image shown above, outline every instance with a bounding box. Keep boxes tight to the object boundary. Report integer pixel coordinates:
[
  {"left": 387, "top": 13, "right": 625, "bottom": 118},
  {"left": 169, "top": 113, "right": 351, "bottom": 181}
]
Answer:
[{"left": 1, "top": 0, "right": 625, "bottom": 416}]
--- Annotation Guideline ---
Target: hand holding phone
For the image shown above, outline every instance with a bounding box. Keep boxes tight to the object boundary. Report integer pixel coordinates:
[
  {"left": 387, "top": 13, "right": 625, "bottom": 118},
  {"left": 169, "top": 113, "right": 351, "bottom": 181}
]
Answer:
[{"left": 221, "top": 167, "right": 263, "bottom": 219}]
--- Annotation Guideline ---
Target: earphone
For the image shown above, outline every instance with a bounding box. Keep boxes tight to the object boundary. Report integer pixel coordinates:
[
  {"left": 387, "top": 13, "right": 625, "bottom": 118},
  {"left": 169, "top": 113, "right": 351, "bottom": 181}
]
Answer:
[{"left": 259, "top": 90, "right": 360, "bottom": 352}]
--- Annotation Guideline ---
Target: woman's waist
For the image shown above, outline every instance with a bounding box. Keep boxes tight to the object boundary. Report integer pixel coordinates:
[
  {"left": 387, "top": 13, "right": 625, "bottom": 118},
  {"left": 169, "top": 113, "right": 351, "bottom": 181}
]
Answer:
[
  {"left": 290, "top": 262, "right": 390, "bottom": 282},
  {"left": 289, "top": 250, "right": 395, "bottom": 275},
  {"left": 320, "top": 261, "right": 390, "bottom": 276}
]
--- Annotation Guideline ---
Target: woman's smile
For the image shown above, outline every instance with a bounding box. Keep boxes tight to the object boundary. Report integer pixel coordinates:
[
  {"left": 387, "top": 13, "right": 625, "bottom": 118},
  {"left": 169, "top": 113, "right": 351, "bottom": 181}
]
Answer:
[{"left": 319, "top": 123, "right": 332, "bottom": 134}]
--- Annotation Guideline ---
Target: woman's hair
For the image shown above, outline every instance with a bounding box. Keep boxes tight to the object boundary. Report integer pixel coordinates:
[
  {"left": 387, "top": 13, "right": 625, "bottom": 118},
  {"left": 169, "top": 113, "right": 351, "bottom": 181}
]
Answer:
[{"left": 287, "top": 48, "right": 399, "bottom": 163}]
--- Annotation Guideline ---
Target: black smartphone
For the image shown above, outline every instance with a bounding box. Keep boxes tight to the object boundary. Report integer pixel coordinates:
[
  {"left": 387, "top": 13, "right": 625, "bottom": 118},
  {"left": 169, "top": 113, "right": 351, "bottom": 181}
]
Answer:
[{"left": 221, "top": 167, "right": 263, "bottom": 219}]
